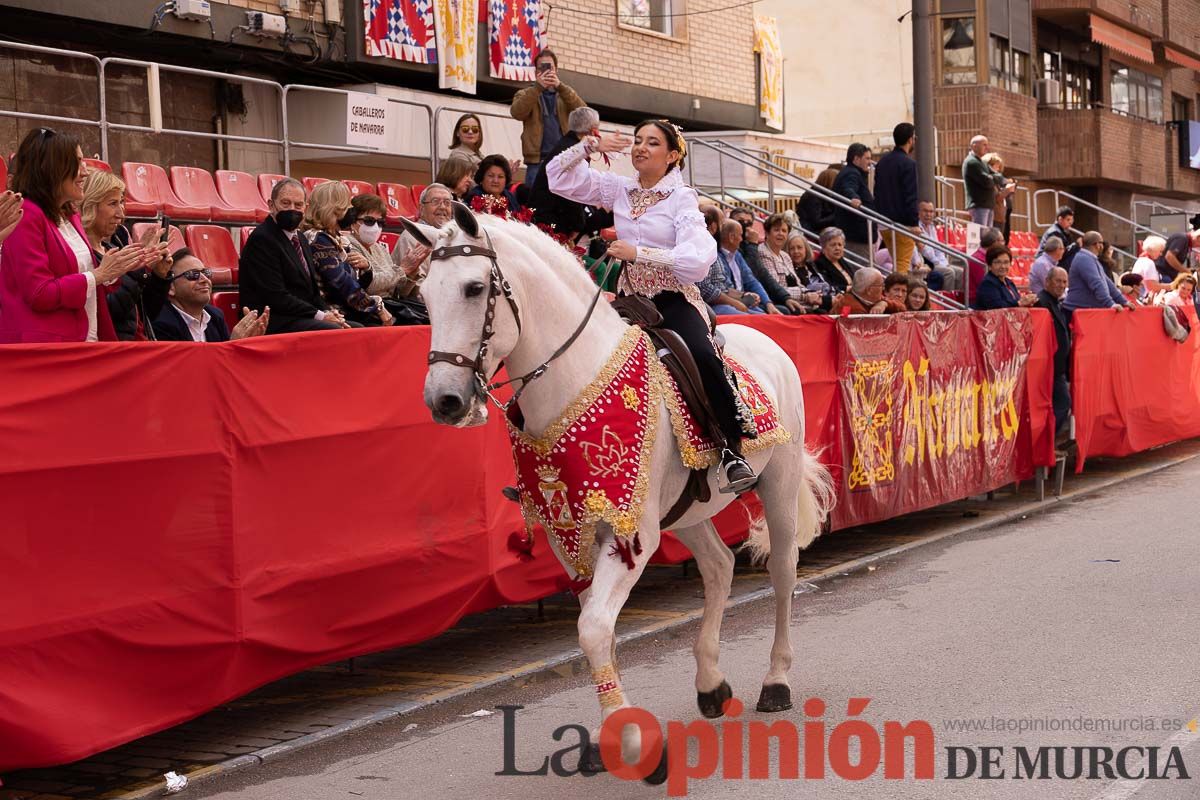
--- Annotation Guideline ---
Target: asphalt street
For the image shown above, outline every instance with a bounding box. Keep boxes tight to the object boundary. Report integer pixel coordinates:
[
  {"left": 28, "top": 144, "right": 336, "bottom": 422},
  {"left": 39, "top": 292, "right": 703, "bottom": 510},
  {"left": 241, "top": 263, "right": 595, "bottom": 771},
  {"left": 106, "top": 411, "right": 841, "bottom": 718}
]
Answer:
[{"left": 194, "top": 457, "right": 1200, "bottom": 800}]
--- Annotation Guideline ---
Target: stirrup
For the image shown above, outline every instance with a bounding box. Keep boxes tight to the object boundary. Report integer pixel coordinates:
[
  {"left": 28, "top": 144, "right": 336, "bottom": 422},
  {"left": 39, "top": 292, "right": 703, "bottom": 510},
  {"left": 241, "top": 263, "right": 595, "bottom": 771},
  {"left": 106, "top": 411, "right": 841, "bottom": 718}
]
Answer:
[{"left": 718, "top": 450, "right": 757, "bottom": 495}]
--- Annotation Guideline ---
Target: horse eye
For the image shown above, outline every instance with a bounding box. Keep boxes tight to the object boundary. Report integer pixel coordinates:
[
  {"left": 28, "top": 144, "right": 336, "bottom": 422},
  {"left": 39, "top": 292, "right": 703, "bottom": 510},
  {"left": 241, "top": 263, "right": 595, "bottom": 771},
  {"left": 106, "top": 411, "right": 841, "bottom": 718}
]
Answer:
[{"left": 464, "top": 281, "right": 486, "bottom": 298}]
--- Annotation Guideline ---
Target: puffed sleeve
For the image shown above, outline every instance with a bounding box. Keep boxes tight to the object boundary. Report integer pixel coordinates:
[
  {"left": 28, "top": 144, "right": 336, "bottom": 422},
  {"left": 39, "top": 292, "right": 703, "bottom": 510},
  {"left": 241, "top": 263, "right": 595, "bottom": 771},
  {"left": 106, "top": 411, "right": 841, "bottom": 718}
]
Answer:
[
  {"left": 634, "top": 187, "right": 716, "bottom": 283},
  {"left": 546, "top": 140, "right": 621, "bottom": 211}
]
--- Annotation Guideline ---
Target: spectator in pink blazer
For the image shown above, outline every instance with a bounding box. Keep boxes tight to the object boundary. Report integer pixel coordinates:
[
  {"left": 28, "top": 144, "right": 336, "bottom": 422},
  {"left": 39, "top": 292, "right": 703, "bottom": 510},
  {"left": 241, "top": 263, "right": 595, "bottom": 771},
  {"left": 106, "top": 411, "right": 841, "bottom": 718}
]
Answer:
[{"left": 0, "top": 128, "right": 150, "bottom": 343}]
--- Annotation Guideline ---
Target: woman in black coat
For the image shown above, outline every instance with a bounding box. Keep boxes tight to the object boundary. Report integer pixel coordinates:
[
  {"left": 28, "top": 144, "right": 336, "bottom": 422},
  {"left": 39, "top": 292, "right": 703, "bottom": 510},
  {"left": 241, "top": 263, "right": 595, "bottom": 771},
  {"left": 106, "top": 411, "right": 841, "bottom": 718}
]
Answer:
[{"left": 811, "top": 226, "right": 857, "bottom": 296}]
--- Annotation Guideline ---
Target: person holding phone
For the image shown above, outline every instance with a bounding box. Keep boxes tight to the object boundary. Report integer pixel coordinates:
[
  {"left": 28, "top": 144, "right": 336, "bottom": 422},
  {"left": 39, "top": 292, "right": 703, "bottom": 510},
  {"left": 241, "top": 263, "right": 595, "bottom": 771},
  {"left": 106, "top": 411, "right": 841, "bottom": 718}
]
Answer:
[{"left": 510, "top": 48, "right": 584, "bottom": 187}]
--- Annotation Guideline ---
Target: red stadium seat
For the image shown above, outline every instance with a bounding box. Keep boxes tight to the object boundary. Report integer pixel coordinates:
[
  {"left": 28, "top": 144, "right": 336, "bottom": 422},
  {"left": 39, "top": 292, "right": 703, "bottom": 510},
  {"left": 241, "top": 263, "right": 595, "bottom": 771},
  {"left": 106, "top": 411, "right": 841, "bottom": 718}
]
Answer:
[
  {"left": 378, "top": 230, "right": 401, "bottom": 252},
  {"left": 215, "top": 170, "right": 270, "bottom": 223},
  {"left": 411, "top": 184, "right": 428, "bottom": 206},
  {"left": 344, "top": 179, "right": 375, "bottom": 197},
  {"left": 240, "top": 226, "right": 255, "bottom": 249},
  {"left": 83, "top": 157, "right": 111, "bottom": 174},
  {"left": 131, "top": 222, "right": 186, "bottom": 254},
  {"left": 171, "top": 167, "right": 257, "bottom": 223},
  {"left": 258, "top": 174, "right": 287, "bottom": 205},
  {"left": 185, "top": 224, "right": 240, "bottom": 283},
  {"left": 379, "top": 182, "right": 418, "bottom": 223},
  {"left": 207, "top": 267, "right": 234, "bottom": 287},
  {"left": 302, "top": 177, "right": 330, "bottom": 194},
  {"left": 211, "top": 291, "right": 240, "bottom": 328},
  {"left": 121, "top": 162, "right": 209, "bottom": 220}
]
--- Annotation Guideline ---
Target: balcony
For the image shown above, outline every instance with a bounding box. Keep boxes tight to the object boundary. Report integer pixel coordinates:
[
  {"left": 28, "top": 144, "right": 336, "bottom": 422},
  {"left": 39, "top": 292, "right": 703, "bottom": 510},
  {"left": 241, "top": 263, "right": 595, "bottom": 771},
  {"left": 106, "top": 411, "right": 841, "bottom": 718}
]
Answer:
[
  {"left": 1032, "top": 0, "right": 1163, "bottom": 39},
  {"left": 1037, "top": 108, "right": 1167, "bottom": 190}
]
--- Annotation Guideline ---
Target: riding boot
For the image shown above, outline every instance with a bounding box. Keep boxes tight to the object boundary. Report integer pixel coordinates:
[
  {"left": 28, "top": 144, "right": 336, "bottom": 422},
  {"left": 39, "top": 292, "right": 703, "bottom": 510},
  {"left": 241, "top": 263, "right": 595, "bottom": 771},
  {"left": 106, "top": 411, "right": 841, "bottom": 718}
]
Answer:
[{"left": 719, "top": 448, "right": 757, "bottom": 494}]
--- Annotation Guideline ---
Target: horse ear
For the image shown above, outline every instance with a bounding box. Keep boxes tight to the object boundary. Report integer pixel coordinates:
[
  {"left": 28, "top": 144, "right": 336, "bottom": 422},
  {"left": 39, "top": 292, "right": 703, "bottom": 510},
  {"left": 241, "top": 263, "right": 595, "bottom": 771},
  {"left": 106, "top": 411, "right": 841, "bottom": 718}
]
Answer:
[
  {"left": 452, "top": 201, "right": 480, "bottom": 239},
  {"left": 399, "top": 217, "right": 436, "bottom": 248}
]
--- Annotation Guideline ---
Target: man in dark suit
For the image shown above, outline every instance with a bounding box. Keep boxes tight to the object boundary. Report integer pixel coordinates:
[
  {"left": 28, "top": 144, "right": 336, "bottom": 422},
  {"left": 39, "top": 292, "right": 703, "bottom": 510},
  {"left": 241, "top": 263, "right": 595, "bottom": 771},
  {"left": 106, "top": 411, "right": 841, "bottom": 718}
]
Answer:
[
  {"left": 531, "top": 106, "right": 611, "bottom": 239},
  {"left": 239, "top": 178, "right": 349, "bottom": 334},
  {"left": 1035, "top": 265, "right": 1072, "bottom": 439},
  {"left": 153, "top": 249, "right": 268, "bottom": 342}
]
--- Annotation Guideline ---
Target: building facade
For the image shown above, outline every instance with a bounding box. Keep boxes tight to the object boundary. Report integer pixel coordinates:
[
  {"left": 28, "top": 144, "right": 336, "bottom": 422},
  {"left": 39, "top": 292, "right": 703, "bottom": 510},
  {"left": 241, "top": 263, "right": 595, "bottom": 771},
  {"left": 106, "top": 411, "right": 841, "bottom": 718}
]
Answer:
[{"left": 0, "top": 0, "right": 771, "bottom": 186}]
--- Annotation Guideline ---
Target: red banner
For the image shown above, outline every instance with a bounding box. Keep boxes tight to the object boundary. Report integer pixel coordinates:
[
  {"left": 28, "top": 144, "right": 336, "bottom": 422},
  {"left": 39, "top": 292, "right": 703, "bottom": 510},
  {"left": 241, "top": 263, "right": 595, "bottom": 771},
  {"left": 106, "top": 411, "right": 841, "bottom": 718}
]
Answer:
[
  {"left": 0, "top": 313, "right": 1053, "bottom": 770},
  {"left": 1071, "top": 308, "right": 1200, "bottom": 469}
]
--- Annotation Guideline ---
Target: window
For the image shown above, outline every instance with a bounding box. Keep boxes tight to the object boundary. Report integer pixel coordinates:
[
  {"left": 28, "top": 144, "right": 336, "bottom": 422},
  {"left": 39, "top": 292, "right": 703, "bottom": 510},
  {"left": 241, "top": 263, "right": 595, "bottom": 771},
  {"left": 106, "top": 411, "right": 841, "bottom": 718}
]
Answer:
[
  {"left": 1039, "top": 49, "right": 1099, "bottom": 109},
  {"left": 989, "top": 35, "right": 1031, "bottom": 94},
  {"left": 618, "top": 0, "right": 676, "bottom": 38},
  {"left": 1110, "top": 62, "right": 1164, "bottom": 123},
  {"left": 942, "top": 18, "right": 977, "bottom": 86}
]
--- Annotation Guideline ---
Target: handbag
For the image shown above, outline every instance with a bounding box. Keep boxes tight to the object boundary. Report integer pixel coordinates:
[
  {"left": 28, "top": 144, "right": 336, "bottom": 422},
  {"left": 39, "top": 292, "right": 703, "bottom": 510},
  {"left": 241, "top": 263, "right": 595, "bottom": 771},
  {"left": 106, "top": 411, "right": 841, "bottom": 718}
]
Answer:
[{"left": 383, "top": 296, "right": 430, "bottom": 326}]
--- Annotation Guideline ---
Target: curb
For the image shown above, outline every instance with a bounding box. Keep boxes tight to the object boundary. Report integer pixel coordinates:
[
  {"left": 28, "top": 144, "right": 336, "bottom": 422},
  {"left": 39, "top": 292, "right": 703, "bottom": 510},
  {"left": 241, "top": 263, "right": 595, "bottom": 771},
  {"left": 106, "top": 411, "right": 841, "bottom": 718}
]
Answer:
[{"left": 113, "top": 446, "right": 1200, "bottom": 799}]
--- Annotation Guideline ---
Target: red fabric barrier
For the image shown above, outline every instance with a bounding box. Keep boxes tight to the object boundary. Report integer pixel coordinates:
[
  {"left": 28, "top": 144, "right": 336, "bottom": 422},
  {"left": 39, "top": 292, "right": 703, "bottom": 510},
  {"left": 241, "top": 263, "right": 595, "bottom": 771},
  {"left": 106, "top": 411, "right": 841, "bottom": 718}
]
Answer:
[
  {"left": 1071, "top": 308, "right": 1200, "bottom": 469},
  {"left": 0, "top": 313, "right": 1053, "bottom": 770}
]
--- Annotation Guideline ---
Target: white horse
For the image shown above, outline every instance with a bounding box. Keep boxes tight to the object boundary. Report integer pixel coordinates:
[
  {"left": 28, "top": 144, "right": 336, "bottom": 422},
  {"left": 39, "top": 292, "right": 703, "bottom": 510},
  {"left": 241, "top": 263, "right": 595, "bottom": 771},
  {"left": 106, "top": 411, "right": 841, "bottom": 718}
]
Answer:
[{"left": 405, "top": 204, "right": 833, "bottom": 781}]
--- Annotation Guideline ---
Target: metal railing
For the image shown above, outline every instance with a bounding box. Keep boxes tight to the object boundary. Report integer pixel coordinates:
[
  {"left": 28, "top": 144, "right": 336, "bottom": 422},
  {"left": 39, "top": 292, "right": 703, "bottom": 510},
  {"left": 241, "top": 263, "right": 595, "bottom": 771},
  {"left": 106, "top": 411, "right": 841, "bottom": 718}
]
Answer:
[
  {"left": 0, "top": 40, "right": 105, "bottom": 157},
  {"left": 936, "top": 175, "right": 1032, "bottom": 232},
  {"left": 430, "top": 106, "right": 521, "bottom": 175},
  {"left": 101, "top": 57, "right": 287, "bottom": 170},
  {"left": 697, "top": 138, "right": 977, "bottom": 307},
  {"left": 283, "top": 84, "right": 435, "bottom": 176},
  {"left": 1034, "top": 187, "right": 1148, "bottom": 262}
]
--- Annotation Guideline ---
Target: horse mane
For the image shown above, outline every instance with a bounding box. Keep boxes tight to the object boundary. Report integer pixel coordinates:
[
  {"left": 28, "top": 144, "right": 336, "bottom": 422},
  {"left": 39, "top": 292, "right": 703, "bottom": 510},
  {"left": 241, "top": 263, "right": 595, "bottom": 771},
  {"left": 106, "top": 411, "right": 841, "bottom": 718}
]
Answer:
[{"left": 474, "top": 215, "right": 619, "bottom": 316}]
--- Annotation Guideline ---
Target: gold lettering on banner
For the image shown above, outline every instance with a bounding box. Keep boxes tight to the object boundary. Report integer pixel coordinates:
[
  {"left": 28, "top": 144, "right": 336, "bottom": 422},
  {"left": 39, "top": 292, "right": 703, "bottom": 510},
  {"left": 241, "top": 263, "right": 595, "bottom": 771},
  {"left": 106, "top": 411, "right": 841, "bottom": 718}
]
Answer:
[
  {"left": 899, "top": 358, "right": 1023, "bottom": 468},
  {"left": 845, "top": 356, "right": 1025, "bottom": 486}
]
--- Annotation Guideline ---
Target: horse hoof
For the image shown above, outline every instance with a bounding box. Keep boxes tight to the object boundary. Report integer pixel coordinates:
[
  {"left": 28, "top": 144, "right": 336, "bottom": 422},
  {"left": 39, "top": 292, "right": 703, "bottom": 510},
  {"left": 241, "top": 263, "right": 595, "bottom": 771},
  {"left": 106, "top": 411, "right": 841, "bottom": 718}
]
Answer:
[
  {"left": 643, "top": 748, "right": 669, "bottom": 785},
  {"left": 697, "top": 680, "right": 733, "bottom": 719},
  {"left": 755, "top": 683, "right": 792, "bottom": 713},
  {"left": 578, "top": 742, "right": 606, "bottom": 775}
]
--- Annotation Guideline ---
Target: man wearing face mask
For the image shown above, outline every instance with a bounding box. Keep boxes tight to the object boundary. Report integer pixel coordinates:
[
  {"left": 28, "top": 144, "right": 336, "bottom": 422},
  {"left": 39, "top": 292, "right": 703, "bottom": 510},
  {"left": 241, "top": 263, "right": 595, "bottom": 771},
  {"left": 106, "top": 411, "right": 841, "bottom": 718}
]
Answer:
[{"left": 239, "top": 178, "right": 349, "bottom": 334}]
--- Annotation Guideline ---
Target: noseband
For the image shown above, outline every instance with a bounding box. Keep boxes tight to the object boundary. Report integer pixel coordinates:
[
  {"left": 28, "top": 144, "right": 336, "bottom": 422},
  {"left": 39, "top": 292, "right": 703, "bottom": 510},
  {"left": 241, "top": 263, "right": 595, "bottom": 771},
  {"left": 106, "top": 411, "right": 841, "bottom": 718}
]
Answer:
[{"left": 425, "top": 232, "right": 613, "bottom": 412}]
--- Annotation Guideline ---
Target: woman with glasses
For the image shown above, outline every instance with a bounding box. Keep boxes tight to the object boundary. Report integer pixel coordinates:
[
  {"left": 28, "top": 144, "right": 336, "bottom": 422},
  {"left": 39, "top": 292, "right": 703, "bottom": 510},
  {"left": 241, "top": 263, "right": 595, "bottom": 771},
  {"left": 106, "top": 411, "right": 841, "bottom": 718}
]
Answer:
[
  {"left": 305, "top": 181, "right": 394, "bottom": 327},
  {"left": 0, "top": 127, "right": 155, "bottom": 343},
  {"left": 80, "top": 170, "right": 173, "bottom": 340},
  {"left": 445, "top": 114, "right": 485, "bottom": 171},
  {"left": 463, "top": 154, "right": 525, "bottom": 218},
  {"left": 973, "top": 245, "right": 1037, "bottom": 310},
  {"left": 345, "top": 192, "right": 429, "bottom": 325}
]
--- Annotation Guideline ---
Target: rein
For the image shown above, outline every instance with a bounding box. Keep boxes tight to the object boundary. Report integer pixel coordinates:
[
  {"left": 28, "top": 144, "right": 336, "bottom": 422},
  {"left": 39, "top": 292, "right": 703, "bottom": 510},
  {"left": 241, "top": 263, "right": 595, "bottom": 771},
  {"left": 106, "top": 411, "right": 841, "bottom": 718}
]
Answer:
[{"left": 426, "top": 232, "right": 618, "bottom": 412}]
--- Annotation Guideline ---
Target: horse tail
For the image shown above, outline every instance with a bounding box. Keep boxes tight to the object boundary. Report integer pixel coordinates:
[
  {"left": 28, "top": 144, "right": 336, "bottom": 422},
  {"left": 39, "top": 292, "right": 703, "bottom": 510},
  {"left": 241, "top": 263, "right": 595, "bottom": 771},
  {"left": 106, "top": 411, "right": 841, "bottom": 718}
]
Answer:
[
  {"left": 794, "top": 447, "right": 834, "bottom": 551},
  {"left": 742, "top": 446, "right": 834, "bottom": 564}
]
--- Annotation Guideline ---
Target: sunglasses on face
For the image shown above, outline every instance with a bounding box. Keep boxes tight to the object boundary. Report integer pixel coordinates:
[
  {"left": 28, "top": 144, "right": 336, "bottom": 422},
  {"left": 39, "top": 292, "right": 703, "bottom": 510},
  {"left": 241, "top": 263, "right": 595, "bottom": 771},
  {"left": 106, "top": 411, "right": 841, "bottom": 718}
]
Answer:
[
  {"left": 358, "top": 216, "right": 382, "bottom": 226},
  {"left": 172, "top": 268, "right": 213, "bottom": 282},
  {"left": 459, "top": 126, "right": 481, "bottom": 134}
]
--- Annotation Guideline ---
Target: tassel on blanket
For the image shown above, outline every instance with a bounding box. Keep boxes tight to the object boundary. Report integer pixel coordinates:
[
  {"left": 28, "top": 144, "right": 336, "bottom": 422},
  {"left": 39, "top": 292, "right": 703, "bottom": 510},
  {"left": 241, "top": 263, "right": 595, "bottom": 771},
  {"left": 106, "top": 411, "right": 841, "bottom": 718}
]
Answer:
[{"left": 610, "top": 538, "right": 635, "bottom": 570}]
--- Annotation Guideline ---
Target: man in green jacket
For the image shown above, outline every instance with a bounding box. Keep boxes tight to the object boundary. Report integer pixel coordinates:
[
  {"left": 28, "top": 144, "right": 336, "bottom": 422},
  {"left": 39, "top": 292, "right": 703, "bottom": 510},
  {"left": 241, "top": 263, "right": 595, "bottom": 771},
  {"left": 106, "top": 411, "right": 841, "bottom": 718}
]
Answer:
[
  {"left": 510, "top": 49, "right": 585, "bottom": 187},
  {"left": 961, "top": 134, "right": 1000, "bottom": 229}
]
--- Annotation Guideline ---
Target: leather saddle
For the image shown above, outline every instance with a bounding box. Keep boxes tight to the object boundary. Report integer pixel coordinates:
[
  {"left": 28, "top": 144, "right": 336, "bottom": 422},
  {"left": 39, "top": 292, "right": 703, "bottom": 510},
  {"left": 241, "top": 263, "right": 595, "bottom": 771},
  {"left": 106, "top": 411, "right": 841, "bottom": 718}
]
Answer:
[{"left": 610, "top": 295, "right": 725, "bottom": 529}]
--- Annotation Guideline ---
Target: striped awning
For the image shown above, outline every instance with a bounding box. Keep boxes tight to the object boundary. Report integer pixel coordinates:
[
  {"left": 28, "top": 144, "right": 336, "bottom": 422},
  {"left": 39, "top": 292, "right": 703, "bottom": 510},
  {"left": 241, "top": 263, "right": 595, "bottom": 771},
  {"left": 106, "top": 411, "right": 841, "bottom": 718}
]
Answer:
[
  {"left": 1090, "top": 14, "right": 1155, "bottom": 64},
  {"left": 1164, "top": 45, "right": 1200, "bottom": 73}
]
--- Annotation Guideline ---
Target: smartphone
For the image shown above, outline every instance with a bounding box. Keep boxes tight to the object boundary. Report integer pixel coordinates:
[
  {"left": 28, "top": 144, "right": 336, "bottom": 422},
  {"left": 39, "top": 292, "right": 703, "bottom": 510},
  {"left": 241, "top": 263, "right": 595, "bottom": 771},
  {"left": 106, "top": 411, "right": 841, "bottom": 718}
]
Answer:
[{"left": 160, "top": 215, "right": 171, "bottom": 243}]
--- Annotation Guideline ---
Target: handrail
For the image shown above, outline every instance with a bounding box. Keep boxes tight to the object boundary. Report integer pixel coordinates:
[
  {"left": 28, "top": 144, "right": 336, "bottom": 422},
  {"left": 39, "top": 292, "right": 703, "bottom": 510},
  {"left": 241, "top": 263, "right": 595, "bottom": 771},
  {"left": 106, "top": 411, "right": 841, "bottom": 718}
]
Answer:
[
  {"left": 1033, "top": 186, "right": 1155, "bottom": 249},
  {"left": 694, "top": 165, "right": 964, "bottom": 311},
  {"left": 284, "top": 84, "right": 436, "bottom": 178},
  {"left": 700, "top": 139, "right": 984, "bottom": 306},
  {"left": 0, "top": 39, "right": 104, "bottom": 158},
  {"left": 100, "top": 57, "right": 286, "bottom": 170},
  {"left": 937, "top": 174, "right": 1031, "bottom": 232},
  {"left": 1131, "top": 199, "right": 1188, "bottom": 234}
]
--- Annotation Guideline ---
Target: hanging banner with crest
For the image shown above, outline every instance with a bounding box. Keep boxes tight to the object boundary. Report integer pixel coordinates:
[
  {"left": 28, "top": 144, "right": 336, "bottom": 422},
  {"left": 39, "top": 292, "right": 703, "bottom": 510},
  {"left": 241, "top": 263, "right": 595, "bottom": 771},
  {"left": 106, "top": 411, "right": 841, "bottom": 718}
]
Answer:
[
  {"left": 433, "top": 0, "right": 480, "bottom": 93},
  {"left": 364, "top": 0, "right": 437, "bottom": 63},
  {"left": 488, "top": 0, "right": 543, "bottom": 81}
]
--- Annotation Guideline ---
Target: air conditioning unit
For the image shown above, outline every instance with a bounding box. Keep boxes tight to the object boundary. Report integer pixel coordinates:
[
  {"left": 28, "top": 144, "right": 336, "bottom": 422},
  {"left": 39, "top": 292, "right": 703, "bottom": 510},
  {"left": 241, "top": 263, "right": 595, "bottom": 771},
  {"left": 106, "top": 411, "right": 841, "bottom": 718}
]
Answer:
[{"left": 1036, "top": 78, "right": 1061, "bottom": 108}]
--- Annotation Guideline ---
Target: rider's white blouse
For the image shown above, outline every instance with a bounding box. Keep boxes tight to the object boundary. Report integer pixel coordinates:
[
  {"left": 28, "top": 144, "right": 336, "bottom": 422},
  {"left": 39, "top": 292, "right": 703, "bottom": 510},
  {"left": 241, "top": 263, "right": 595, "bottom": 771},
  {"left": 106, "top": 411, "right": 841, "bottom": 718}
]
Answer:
[{"left": 547, "top": 140, "right": 717, "bottom": 308}]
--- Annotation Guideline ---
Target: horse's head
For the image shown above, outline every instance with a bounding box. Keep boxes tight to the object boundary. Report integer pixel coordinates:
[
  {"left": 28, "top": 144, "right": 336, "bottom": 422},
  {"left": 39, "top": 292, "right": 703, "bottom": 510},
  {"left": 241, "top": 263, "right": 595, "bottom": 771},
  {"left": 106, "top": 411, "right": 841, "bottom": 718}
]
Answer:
[{"left": 401, "top": 203, "right": 521, "bottom": 427}]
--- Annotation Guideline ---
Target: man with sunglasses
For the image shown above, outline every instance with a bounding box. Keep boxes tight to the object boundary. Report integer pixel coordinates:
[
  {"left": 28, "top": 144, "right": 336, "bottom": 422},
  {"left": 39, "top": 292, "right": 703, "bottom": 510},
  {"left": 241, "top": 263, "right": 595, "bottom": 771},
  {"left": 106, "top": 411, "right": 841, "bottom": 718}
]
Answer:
[
  {"left": 152, "top": 249, "right": 269, "bottom": 341},
  {"left": 511, "top": 48, "right": 584, "bottom": 187}
]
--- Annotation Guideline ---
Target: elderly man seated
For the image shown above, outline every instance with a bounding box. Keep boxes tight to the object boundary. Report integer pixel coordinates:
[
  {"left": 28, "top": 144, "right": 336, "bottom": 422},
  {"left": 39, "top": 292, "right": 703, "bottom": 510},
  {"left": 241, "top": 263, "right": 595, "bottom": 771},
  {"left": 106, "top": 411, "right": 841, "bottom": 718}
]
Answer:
[
  {"left": 830, "top": 267, "right": 900, "bottom": 315},
  {"left": 1028, "top": 235, "right": 1063, "bottom": 295},
  {"left": 698, "top": 220, "right": 780, "bottom": 315},
  {"left": 152, "top": 248, "right": 269, "bottom": 341},
  {"left": 391, "top": 183, "right": 450, "bottom": 282}
]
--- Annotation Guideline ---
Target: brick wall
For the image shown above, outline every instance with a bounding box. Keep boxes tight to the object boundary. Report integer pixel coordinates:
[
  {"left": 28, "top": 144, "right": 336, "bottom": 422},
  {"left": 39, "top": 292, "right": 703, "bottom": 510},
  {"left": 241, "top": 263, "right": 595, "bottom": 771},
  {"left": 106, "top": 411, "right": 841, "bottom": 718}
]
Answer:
[
  {"left": 212, "top": 0, "right": 327, "bottom": 23},
  {"left": 1031, "top": 0, "right": 1162, "bottom": 37},
  {"left": 1038, "top": 108, "right": 1167, "bottom": 189},
  {"left": 545, "top": 0, "right": 755, "bottom": 106},
  {"left": 1165, "top": 0, "right": 1200, "bottom": 55},
  {"left": 934, "top": 85, "right": 1039, "bottom": 174}
]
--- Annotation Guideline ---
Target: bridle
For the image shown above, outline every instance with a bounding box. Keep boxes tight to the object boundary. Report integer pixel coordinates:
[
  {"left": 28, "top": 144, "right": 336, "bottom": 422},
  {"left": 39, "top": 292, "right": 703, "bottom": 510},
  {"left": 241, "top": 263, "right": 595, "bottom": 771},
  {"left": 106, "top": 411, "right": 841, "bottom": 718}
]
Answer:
[{"left": 425, "top": 231, "right": 614, "bottom": 412}]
